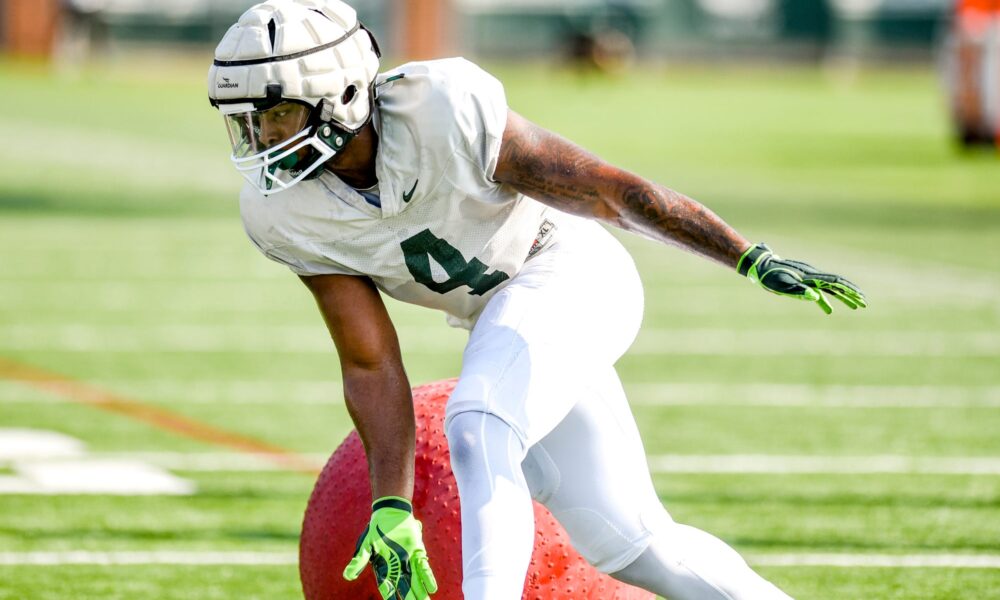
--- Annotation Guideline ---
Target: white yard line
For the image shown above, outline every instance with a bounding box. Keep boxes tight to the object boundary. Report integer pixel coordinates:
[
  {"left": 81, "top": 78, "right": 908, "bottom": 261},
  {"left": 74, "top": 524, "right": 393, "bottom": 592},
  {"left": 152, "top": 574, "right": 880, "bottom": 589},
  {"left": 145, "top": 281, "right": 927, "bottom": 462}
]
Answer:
[
  {"left": 0, "top": 324, "right": 465, "bottom": 354},
  {"left": 0, "top": 551, "right": 297, "bottom": 566},
  {"left": 0, "top": 550, "right": 997, "bottom": 569},
  {"left": 6, "top": 452, "right": 997, "bottom": 475},
  {"left": 3, "top": 381, "right": 1000, "bottom": 408},
  {"left": 2, "top": 283, "right": 995, "bottom": 314},
  {"left": 629, "top": 329, "right": 1000, "bottom": 357},
  {"left": 0, "top": 324, "right": 997, "bottom": 356},
  {"left": 747, "top": 553, "right": 1000, "bottom": 569},
  {"left": 79, "top": 452, "right": 330, "bottom": 472},
  {"left": 627, "top": 383, "right": 1000, "bottom": 408},
  {"left": 647, "top": 455, "right": 1000, "bottom": 475},
  {"left": 0, "top": 380, "right": 345, "bottom": 405}
]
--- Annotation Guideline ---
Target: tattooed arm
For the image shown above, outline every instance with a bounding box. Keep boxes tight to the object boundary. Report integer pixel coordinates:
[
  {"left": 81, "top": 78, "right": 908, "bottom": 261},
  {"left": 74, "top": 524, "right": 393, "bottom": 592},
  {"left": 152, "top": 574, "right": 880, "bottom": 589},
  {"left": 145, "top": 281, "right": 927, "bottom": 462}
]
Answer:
[{"left": 492, "top": 109, "right": 751, "bottom": 268}]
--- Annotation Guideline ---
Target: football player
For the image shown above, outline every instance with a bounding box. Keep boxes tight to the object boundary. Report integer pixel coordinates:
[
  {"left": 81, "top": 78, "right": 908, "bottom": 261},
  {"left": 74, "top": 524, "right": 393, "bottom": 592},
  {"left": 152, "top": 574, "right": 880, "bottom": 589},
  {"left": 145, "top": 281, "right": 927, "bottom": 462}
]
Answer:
[{"left": 208, "top": 1, "right": 867, "bottom": 598}]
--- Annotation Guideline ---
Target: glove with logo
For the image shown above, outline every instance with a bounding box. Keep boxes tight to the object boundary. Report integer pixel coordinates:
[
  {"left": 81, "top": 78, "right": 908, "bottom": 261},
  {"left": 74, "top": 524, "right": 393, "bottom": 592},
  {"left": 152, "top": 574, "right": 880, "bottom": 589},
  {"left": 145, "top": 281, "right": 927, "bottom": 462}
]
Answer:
[
  {"left": 738, "top": 243, "right": 867, "bottom": 314},
  {"left": 343, "top": 497, "right": 438, "bottom": 600}
]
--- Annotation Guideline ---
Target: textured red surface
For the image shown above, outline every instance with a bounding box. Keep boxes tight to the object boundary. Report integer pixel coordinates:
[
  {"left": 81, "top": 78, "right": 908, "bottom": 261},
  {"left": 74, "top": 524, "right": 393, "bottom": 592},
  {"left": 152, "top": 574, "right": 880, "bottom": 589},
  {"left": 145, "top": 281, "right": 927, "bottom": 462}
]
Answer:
[{"left": 300, "top": 379, "right": 653, "bottom": 600}]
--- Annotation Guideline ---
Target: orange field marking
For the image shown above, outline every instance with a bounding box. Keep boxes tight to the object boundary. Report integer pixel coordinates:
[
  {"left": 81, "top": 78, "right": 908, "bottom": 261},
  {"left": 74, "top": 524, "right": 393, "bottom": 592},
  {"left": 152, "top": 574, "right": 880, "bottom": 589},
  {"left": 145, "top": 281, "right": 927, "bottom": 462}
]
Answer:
[{"left": 0, "top": 356, "right": 322, "bottom": 475}]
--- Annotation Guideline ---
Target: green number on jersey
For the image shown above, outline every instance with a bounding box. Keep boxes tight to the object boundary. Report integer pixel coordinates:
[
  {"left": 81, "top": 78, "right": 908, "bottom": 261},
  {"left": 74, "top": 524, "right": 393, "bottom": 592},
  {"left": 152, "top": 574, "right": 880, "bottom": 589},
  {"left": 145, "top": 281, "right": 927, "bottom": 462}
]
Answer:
[{"left": 400, "top": 229, "right": 510, "bottom": 296}]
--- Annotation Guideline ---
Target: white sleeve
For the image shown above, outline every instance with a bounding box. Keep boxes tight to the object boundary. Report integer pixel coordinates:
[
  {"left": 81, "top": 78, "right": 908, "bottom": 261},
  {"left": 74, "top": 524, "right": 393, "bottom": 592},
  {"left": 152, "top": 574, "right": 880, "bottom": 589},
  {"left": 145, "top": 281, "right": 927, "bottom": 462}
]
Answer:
[
  {"left": 239, "top": 190, "right": 358, "bottom": 277},
  {"left": 241, "top": 221, "right": 308, "bottom": 273},
  {"left": 445, "top": 59, "right": 509, "bottom": 181},
  {"left": 285, "top": 240, "right": 364, "bottom": 277},
  {"left": 400, "top": 58, "right": 509, "bottom": 182},
  {"left": 250, "top": 237, "right": 361, "bottom": 278}
]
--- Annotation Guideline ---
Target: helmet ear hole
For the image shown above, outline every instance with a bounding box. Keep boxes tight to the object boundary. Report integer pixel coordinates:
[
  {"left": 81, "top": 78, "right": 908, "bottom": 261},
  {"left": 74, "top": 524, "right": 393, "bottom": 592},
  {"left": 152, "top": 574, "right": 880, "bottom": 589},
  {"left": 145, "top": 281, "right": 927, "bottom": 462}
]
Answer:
[{"left": 341, "top": 85, "right": 358, "bottom": 104}]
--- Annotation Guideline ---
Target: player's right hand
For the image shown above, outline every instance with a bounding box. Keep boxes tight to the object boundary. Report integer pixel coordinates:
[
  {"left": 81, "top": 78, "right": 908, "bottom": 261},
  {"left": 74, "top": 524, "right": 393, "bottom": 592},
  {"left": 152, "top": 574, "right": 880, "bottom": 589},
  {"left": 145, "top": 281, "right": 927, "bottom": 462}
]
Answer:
[
  {"left": 343, "top": 496, "right": 438, "bottom": 599},
  {"left": 737, "top": 243, "right": 867, "bottom": 314}
]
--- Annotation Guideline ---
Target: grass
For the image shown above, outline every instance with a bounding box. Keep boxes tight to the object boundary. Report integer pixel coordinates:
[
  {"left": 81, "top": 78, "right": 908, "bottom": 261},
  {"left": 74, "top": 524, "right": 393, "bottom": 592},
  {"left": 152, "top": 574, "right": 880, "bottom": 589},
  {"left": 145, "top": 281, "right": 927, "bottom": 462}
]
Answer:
[
  {"left": 0, "top": 55, "right": 998, "bottom": 599},
  {"left": 0, "top": 566, "right": 302, "bottom": 600}
]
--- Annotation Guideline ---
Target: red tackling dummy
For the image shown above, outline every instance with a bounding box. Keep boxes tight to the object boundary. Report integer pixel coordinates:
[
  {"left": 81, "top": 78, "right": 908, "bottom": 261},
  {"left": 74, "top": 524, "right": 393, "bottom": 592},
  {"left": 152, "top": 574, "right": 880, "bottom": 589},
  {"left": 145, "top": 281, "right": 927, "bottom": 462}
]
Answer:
[{"left": 300, "top": 378, "right": 654, "bottom": 600}]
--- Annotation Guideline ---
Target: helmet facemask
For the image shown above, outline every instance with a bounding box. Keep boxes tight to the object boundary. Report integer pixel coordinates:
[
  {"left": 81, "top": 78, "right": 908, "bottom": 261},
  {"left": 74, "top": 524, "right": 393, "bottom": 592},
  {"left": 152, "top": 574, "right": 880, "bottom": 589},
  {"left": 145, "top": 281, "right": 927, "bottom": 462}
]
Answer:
[{"left": 221, "top": 98, "right": 357, "bottom": 193}]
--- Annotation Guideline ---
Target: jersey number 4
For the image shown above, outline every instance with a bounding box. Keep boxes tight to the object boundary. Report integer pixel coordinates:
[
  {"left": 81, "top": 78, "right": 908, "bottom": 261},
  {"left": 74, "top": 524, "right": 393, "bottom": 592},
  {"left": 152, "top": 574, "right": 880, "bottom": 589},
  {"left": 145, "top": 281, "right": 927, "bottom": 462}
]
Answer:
[{"left": 401, "top": 229, "right": 510, "bottom": 296}]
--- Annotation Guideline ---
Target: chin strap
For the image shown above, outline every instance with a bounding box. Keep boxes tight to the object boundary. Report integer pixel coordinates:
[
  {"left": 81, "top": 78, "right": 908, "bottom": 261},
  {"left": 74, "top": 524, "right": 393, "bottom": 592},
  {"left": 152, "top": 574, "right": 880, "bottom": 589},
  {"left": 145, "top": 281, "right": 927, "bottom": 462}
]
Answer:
[
  {"left": 271, "top": 83, "right": 379, "bottom": 186},
  {"left": 267, "top": 122, "right": 357, "bottom": 187},
  {"left": 299, "top": 123, "right": 358, "bottom": 182}
]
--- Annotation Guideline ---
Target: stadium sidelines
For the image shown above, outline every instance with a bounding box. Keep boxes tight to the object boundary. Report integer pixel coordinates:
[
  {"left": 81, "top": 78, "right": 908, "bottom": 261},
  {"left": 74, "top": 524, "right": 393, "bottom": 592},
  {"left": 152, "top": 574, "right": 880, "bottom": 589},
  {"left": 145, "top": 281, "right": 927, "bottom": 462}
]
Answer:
[
  {"left": 0, "top": 551, "right": 998, "bottom": 569},
  {"left": 0, "top": 324, "right": 998, "bottom": 356},
  {"left": 3, "top": 381, "right": 999, "bottom": 408}
]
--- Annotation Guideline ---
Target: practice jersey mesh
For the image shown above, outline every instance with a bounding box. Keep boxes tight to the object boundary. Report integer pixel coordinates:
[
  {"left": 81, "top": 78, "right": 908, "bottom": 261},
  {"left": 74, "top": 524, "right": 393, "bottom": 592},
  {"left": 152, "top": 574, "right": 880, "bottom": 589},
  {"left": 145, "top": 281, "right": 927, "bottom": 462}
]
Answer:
[{"left": 239, "top": 58, "right": 553, "bottom": 329}]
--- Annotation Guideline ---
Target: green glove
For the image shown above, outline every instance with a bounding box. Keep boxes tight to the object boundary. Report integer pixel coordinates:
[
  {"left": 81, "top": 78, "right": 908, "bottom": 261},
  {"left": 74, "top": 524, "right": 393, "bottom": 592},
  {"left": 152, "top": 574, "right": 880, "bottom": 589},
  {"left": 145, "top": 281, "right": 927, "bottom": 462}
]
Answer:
[
  {"left": 737, "top": 243, "right": 868, "bottom": 315},
  {"left": 343, "top": 496, "right": 438, "bottom": 600}
]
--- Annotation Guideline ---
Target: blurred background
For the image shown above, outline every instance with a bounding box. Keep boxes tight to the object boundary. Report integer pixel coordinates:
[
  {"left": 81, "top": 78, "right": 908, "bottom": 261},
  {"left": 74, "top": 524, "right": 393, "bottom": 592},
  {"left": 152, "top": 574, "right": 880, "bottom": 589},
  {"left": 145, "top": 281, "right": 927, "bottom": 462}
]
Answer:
[
  {"left": 3, "top": 0, "right": 1000, "bottom": 145},
  {"left": 1, "top": 1, "right": 998, "bottom": 599},
  {"left": 0, "top": 0, "right": 978, "bottom": 63}
]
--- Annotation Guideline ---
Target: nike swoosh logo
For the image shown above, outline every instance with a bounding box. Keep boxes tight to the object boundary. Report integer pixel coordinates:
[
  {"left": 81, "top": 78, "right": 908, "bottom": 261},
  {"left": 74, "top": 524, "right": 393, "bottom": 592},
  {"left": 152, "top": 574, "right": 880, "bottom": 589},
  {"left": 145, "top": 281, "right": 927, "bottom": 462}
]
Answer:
[{"left": 402, "top": 180, "right": 418, "bottom": 203}]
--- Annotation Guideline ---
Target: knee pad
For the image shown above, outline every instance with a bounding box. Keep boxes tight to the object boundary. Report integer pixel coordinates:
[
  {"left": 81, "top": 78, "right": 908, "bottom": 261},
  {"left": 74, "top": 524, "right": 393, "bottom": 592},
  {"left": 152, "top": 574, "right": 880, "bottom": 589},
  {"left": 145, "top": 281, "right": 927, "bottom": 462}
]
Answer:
[
  {"left": 445, "top": 410, "right": 526, "bottom": 476},
  {"left": 523, "top": 444, "right": 672, "bottom": 574},
  {"left": 551, "top": 505, "right": 673, "bottom": 574},
  {"left": 444, "top": 373, "right": 531, "bottom": 447},
  {"left": 444, "top": 411, "right": 479, "bottom": 469}
]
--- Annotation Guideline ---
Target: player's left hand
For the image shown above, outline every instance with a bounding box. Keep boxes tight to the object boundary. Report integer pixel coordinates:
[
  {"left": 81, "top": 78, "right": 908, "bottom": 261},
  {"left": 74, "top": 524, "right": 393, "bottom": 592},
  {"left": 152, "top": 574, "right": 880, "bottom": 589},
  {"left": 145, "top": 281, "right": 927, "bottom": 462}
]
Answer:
[
  {"left": 343, "top": 496, "right": 438, "bottom": 599},
  {"left": 737, "top": 243, "right": 867, "bottom": 314}
]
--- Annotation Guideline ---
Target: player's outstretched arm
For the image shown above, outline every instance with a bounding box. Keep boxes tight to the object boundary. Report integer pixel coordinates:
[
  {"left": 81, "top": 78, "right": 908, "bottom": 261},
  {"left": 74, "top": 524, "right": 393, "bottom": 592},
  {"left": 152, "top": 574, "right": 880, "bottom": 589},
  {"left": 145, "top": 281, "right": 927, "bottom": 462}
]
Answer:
[
  {"left": 493, "top": 110, "right": 866, "bottom": 313},
  {"left": 299, "top": 274, "right": 437, "bottom": 598},
  {"left": 300, "top": 273, "right": 415, "bottom": 499},
  {"left": 494, "top": 110, "right": 748, "bottom": 267}
]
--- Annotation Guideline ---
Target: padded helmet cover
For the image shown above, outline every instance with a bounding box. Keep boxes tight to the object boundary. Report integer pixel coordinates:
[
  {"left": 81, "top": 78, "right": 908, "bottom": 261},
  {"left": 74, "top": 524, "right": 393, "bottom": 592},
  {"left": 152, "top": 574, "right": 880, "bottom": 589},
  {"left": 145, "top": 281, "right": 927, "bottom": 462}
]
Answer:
[{"left": 208, "top": 0, "right": 379, "bottom": 132}]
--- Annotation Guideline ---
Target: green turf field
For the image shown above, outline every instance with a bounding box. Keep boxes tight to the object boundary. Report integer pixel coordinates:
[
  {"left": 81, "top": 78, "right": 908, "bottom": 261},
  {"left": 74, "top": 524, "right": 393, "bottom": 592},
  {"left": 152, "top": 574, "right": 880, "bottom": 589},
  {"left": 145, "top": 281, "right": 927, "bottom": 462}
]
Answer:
[{"left": 0, "top": 56, "right": 998, "bottom": 599}]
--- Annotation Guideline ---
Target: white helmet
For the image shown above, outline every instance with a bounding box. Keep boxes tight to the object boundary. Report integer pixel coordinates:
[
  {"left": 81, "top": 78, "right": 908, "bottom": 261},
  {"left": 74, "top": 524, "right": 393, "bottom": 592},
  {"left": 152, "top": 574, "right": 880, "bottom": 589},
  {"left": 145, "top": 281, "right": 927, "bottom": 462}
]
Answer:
[{"left": 208, "top": 0, "right": 380, "bottom": 194}]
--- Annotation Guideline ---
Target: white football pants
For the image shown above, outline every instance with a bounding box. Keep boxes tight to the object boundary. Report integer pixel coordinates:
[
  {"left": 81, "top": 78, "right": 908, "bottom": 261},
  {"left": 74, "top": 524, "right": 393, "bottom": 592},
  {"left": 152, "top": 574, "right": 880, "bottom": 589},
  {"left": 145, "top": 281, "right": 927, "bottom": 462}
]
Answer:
[{"left": 444, "top": 216, "right": 792, "bottom": 600}]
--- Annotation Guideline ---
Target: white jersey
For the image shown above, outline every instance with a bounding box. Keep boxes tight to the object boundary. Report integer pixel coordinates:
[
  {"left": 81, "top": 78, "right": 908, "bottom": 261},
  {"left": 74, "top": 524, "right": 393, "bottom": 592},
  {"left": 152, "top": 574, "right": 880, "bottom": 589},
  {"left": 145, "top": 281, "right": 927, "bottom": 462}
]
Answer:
[{"left": 239, "top": 58, "right": 555, "bottom": 329}]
